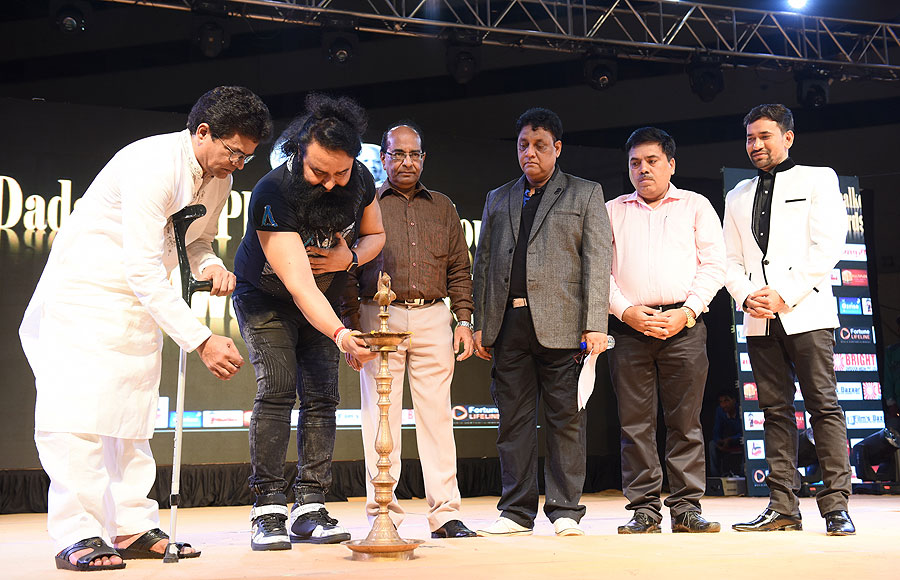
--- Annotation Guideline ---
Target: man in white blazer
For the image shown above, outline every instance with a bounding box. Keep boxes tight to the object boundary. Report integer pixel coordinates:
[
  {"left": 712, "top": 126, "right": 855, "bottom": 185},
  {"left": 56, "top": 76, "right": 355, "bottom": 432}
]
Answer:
[{"left": 723, "top": 104, "right": 854, "bottom": 536}]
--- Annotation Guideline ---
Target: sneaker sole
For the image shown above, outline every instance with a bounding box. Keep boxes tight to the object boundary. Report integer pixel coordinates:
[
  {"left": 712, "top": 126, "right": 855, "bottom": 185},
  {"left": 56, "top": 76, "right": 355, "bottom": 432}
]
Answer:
[
  {"left": 474, "top": 530, "right": 533, "bottom": 537},
  {"left": 617, "top": 528, "right": 661, "bottom": 534},
  {"left": 673, "top": 525, "right": 722, "bottom": 533},
  {"left": 289, "top": 533, "right": 351, "bottom": 544},
  {"left": 556, "top": 529, "right": 585, "bottom": 536},
  {"left": 251, "top": 540, "right": 291, "bottom": 551}
]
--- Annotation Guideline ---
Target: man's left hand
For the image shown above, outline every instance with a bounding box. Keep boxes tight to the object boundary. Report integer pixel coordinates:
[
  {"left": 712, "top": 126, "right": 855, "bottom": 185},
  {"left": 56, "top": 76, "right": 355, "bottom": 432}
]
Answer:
[
  {"left": 199, "top": 264, "right": 236, "bottom": 296},
  {"left": 648, "top": 308, "right": 691, "bottom": 339},
  {"left": 454, "top": 325, "right": 474, "bottom": 361},
  {"left": 750, "top": 285, "right": 789, "bottom": 314},
  {"left": 581, "top": 331, "right": 609, "bottom": 354},
  {"left": 306, "top": 232, "right": 353, "bottom": 275}
]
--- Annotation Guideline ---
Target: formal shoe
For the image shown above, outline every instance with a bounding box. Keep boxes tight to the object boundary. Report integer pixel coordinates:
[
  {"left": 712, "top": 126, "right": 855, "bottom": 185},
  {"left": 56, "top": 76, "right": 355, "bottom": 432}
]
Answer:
[
  {"left": 553, "top": 517, "right": 585, "bottom": 536},
  {"left": 732, "top": 509, "right": 802, "bottom": 532},
  {"left": 289, "top": 503, "right": 350, "bottom": 544},
  {"left": 250, "top": 504, "right": 291, "bottom": 551},
  {"left": 824, "top": 510, "right": 856, "bottom": 536},
  {"left": 617, "top": 512, "right": 661, "bottom": 534},
  {"left": 672, "top": 511, "right": 721, "bottom": 533},
  {"left": 432, "top": 520, "right": 477, "bottom": 538},
  {"left": 475, "top": 517, "right": 533, "bottom": 537}
]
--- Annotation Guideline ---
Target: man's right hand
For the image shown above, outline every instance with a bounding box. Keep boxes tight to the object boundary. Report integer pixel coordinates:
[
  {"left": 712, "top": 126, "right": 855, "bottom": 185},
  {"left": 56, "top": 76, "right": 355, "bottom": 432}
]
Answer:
[
  {"left": 474, "top": 330, "right": 492, "bottom": 361},
  {"left": 342, "top": 333, "right": 378, "bottom": 365},
  {"left": 196, "top": 334, "right": 244, "bottom": 380},
  {"left": 622, "top": 305, "right": 669, "bottom": 339}
]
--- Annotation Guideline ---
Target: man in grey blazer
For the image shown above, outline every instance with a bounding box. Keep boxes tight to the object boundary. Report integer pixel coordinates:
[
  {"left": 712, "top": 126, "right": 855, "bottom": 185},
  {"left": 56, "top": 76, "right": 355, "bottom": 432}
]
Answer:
[
  {"left": 724, "top": 103, "right": 855, "bottom": 535},
  {"left": 472, "top": 107, "right": 612, "bottom": 537}
]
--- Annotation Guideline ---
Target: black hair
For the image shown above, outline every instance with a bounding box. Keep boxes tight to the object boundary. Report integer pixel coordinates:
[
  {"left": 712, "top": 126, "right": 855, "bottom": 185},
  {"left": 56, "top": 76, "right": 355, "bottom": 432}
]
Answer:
[
  {"left": 743, "top": 103, "right": 794, "bottom": 134},
  {"left": 625, "top": 127, "right": 676, "bottom": 161},
  {"left": 281, "top": 93, "right": 367, "bottom": 160},
  {"left": 515, "top": 107, "right": 563, "bottom": 142},
  {"left": 380, "top": 120, "right": 425, "bottom": 152},
  {"left": 186, "top": 86, "right": 272, "bottom": 142}
]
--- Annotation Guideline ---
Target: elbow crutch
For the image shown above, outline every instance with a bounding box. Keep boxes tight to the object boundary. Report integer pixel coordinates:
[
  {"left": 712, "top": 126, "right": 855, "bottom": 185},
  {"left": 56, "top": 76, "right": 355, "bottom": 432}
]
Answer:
[{"left": 163, "top": 204, "right": 213, "bottom": 563}]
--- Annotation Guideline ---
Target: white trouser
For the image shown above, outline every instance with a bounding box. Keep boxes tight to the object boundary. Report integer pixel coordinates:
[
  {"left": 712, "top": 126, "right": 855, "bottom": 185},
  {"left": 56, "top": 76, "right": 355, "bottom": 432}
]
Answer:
[
  {"left": 34, "top": 431, "right": 160, "bottom": 551},
  {"left": 359, "top": 301, "right": 463, "bottom": 531}
]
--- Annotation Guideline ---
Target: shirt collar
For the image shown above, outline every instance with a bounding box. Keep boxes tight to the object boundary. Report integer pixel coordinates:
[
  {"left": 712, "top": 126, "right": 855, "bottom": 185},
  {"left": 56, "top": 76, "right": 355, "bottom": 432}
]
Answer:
[
  {"left": 180, "top": 129, "right": 204, "bottom": 181},
  {"left": 525, "top": 166, "right": 560, "bottom": 196},
  {"left": 378, "top": 180, "right": 432, "bottom": 200},
  {"left": 624, "top": 182, "right": 682, "bottom": 206},
  {"left": 758, "top": 156, "right": 796, "bottom": 178}
]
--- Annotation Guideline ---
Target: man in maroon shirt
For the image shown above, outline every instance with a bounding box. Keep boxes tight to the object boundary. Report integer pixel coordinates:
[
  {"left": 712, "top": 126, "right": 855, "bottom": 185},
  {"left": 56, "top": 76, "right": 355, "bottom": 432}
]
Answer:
[{"left": 344, "top": 122, "right": 476, "bottom": 538}]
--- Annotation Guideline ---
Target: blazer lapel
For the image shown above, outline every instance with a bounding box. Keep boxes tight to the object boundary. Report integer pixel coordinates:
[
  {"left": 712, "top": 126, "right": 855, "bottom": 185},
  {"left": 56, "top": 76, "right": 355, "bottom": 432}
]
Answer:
[
  {"left": 507, "top": 174, "right": 527, "bottom": 244},
  {"left": 529, "top": 170, "right": 567, "bottom": 243}
]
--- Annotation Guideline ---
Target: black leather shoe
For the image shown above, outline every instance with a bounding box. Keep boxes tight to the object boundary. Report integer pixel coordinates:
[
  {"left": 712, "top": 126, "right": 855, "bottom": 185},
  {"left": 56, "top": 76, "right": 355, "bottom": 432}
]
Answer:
[
  {"left": 617, "top": 512, "right": 661, "bottom": 534},
  {"left": 432, "top": 520, "right": 476, "bottom": 538},
  {"left": 672, "top": 511, "right": 721, "bottom": 533},
  {"left": 824, "top": 510, "right": 855, "bottom": 536},
  {"left": 732, "top": 509, "right": 802, "bottom": 532}
]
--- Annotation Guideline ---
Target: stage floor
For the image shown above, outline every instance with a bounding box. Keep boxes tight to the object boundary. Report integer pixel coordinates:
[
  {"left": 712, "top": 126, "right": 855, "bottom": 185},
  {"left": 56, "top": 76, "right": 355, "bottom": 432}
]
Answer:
[{"left": 3, "top": 492, "right": 899, "bottom": 579}]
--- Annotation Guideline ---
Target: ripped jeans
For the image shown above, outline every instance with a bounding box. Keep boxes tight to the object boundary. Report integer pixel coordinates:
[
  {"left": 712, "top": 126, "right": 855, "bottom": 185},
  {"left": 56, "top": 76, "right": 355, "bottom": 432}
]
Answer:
[{"left": 233, "top": 289, "right": 339, "bottom": 505}]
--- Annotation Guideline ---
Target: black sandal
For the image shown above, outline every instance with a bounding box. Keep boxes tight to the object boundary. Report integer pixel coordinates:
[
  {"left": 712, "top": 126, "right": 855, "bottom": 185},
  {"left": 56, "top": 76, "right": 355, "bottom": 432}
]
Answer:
[
  {"left": 55, "top": 537, "right": 126, "bottom": 571},
  {"left": 117, "top": 528, "right": 201, "bottom": 559}
]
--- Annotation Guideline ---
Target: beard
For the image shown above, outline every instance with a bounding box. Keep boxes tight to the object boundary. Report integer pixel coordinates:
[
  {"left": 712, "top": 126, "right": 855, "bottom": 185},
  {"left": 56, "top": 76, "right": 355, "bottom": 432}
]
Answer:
[{"left": 285, "top": 158, "right": 362, "bottom": 242}]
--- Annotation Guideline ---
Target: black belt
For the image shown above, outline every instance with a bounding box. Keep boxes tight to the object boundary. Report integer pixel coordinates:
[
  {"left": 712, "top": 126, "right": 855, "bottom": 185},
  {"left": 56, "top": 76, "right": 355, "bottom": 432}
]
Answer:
[
  {"left": 393, "top": 298, "right": 440, "bottom": 308},
  {"left": 654, "top": 302, "right": 685, "bottom": 311}
]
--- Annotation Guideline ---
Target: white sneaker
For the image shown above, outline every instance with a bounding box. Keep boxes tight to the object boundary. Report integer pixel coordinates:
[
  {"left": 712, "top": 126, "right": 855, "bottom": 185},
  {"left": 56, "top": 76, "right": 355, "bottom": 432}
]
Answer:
[
  {"left": 249, "top": 504, "right": 291, "bottom": 551},
  {"left": 475, "top": 517, "right": 533, "bottom": 537},
  {"left": 554, "top": 517, "right": 584, "bottom": 536},
  {"left": 289, "top": 502, "right": 351, "bottom": 544}
]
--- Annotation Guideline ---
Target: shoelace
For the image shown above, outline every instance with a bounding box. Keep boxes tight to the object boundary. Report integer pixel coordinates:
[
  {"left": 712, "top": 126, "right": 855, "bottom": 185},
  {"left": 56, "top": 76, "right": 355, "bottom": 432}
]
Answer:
[
  {"left": 303, "top": 508, "right": 339, "bottom": 527},
  {"left": 256, "top": 514, "right": 286, "bottom": 533}
]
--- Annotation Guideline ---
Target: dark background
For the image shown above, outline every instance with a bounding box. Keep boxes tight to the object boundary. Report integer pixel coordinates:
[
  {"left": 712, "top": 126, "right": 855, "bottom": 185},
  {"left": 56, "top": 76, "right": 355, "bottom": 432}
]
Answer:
[{"left": 1, "top": 1, "right": 898, "bottom": 474}]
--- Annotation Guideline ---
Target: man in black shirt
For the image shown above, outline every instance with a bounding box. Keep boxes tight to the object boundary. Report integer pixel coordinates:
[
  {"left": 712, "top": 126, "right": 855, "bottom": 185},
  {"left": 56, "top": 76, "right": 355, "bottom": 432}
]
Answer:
[{"left": 233, "top": 94, "right": 384, "bottom": 550}]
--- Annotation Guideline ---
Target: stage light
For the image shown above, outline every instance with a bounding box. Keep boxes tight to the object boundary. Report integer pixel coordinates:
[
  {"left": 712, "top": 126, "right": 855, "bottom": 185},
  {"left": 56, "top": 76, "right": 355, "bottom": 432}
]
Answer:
[
  {"left": 322, "top": 19, "right": 358, "bottom": 66},
  {"left": 195, "top": 21, "right": 228, "bottom": 58},
  {"left": 852, "top": 427, "right": 900, "bottom": 482},
  {"left": 796, "top": 69, "right": 830, "bottom": 109},
  {"left": 583, "top": 52, "right": 617, "bottom": 91},
  {"left": 446, "top": 34, "right": 481, "bottom": 84},
  {"left": 787, "top": 0, "right": 808, "bottom": 10},
  {"left": 52, "top": 1, "right": 91, "bottom": 34},
  {"left": 688, "top": 56, "right": 724, "bottom": 102}
]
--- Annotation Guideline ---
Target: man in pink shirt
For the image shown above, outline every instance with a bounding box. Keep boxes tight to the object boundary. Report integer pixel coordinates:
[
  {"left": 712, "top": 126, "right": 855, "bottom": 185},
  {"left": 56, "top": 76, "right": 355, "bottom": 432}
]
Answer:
[{"left": 606, "top": 127, "right": 726, "bottom": 534}]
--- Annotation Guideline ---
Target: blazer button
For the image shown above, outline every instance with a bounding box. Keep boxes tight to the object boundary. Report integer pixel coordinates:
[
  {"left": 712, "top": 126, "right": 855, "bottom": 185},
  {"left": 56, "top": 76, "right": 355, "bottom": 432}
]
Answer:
[
  {"left": 504, "top": 277, "right": 509, "bottom": 282},
  {"left": 763, "top": 260, "right": 770, "bottom": 265},
  {"left": 509, "top": 248, "right": 514, "bottom": 253}
]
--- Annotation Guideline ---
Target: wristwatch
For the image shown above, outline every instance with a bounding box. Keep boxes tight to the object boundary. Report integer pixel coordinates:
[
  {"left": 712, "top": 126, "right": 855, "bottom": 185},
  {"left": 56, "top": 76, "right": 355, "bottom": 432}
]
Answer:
[
  {"left": 681, "top": 306, "right": 696, "bottom": 328},
  {"left": 457, "top": 320, "right": 474, "bottom": 330},
  {"left": 346, "top": 250, "right": 358, "bottom": 273}
]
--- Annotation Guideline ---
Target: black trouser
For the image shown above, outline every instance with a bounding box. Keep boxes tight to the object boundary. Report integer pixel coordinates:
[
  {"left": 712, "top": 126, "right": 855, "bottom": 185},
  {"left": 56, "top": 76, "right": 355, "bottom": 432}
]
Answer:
[
  {"left": 489, "top": 305, "right": 586, "bottom": 528},
  {"left": 746, "top": 317, "right": 851, "bottom": 517},
  {"left": 608, "top": 316, "right": 709, "bottom": 522}
]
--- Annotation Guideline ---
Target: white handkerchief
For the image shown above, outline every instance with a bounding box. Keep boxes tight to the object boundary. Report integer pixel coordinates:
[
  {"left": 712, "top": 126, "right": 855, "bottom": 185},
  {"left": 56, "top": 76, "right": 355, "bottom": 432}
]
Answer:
[{"left": 577, "top": 352, "right": 599, "bottom": 411}]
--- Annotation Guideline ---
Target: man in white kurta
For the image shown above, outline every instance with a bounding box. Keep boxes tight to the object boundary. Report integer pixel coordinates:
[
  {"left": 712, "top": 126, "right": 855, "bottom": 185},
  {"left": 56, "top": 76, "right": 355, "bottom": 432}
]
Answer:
[{"left": 19, "top": 86, "right": 271, "bottom": 570}]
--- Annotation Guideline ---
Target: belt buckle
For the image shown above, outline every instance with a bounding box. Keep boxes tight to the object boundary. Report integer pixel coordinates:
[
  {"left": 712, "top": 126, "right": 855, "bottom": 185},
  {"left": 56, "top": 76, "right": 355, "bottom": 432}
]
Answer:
[{"left": 511, "top": 298, "right": 528, "bottom": 308}]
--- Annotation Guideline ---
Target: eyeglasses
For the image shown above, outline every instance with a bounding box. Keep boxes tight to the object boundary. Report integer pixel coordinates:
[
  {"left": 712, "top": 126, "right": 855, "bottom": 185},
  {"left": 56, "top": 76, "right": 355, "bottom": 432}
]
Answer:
[
  {"left": 386, "top": 149, "right": 425, "bottom": 162},
  {"left": 214, "top": 135, "right": 254, "bottom": 165}
]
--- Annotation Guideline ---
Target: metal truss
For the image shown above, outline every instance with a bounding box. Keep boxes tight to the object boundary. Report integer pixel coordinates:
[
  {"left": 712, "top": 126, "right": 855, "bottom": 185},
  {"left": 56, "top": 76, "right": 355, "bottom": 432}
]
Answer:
[{"left": 99, "top": 0, "right": 900, "bottom": 79}]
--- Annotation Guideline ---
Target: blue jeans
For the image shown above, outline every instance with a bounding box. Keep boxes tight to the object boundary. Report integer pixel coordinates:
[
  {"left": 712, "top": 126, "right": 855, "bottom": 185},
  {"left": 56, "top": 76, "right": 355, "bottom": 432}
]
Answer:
[{"left": 233, "top": 289, "right": 340, "bottom": 505}]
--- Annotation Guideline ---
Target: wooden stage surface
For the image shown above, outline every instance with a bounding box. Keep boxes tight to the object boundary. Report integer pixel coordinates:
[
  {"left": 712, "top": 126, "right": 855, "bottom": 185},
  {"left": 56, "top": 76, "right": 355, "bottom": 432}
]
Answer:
[{"left": 2, "top": 492, "right": 899, "bottom": 579}]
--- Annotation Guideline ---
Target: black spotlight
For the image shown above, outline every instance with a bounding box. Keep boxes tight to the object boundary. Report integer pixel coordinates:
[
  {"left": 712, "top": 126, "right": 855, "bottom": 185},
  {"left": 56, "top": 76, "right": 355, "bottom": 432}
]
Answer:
[
  {"left": 583, "top": 52, "right": 617, "bottom": 91},
  {"left": 852, "top": 427, "right": 900, "bottom": 484},
  {"left": 688, "top": 56, "right": 724, "bottom": 102},
  {"left": 195, "top": 21, "right": 229, "bottom": 58},
  {"left": 322, "top": 20, "right": 358, "bottom": 66},
  {"left": 52, "top": 1, "right": 91, "bottom": 34},
  {"left": 796, "top": 69, "right": 830, "bottom": 109},
  {"left": 446, "top": 32, "right": 481, "bottom": 84}
]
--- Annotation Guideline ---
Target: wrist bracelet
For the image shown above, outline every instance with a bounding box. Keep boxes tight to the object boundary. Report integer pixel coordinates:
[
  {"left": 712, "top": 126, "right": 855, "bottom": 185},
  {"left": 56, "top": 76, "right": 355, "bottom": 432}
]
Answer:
[
  {"left": 335, "top": 328, "right": 352, "bottom": 353},
  {"left": 332, "top": 326, "right": 347, "bottom": 342},
  {"left": 456, "top": 320, "right": 474, "bottom": 330}
]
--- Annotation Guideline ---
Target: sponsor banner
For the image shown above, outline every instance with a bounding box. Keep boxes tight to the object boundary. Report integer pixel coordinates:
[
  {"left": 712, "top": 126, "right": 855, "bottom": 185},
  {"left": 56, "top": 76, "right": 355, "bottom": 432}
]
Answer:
[
  {"left": 830, "top": 269, "right": 841, "bottom": 286},
  {"left": 835, "top": 382, "right": 863, "bottom": 401},
  {"left": 243, "top": 411, "right": 252, "bottom": 427},
  {"left": 453, "top": 405, "right": 501, "bottom": 424},
  {"left": 401, "top": 408, "right": 416, "bottom": 426},
  {"left": 170, "top": 411, "right": 203, "bottom": 429},
  {"left": 841, "top": 269, "right": 868, "bottom": 286},
  {"left": 743, "top": 383, "right": 758, "bottom": 401},
  {"left": 842, "top": 244, "right": 866, "bottom": 262},
  {"left": 736, "top": 324, "right": 746, "bottom": 344},
  {"left": 837, "top": 326, "right": 873, "bottom": 344},
  {"left": 336, "top": 409, "right": 361, "bottom": 427},
  {"left": 862, "top": 382, "right": 882, "bottom": 400},
  {"left": 862, "top": 297, "right": 873, "bottom": 315},
  {"left": 202, "top": 410, "right": 244, "bottom": 428},
  {"left": 794, "top": 382, "right": 802, "bottom": 401},
  {"left": 747, "top": 439, "right": 765, "bottom": 460},
  {"left": 795, "top": 411, "right": 806, "bottom": 430},
  {"left": 845, "top": 410, "right": 885, "bottom": 430},
  {"left": 744, "top": 411, "right": 765, "bottom": 431},
  {"left": 833, "top": 353, "right": 878, "bottom": 372},
  {"left": 156, "top": 397, "right": 170, "bottom": 430},
  {"left": 740, "top": 352, "right": 752, "bottom": 371},
  {"left": 838, "top": 297, "right": 862, "bottom": 315}
]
